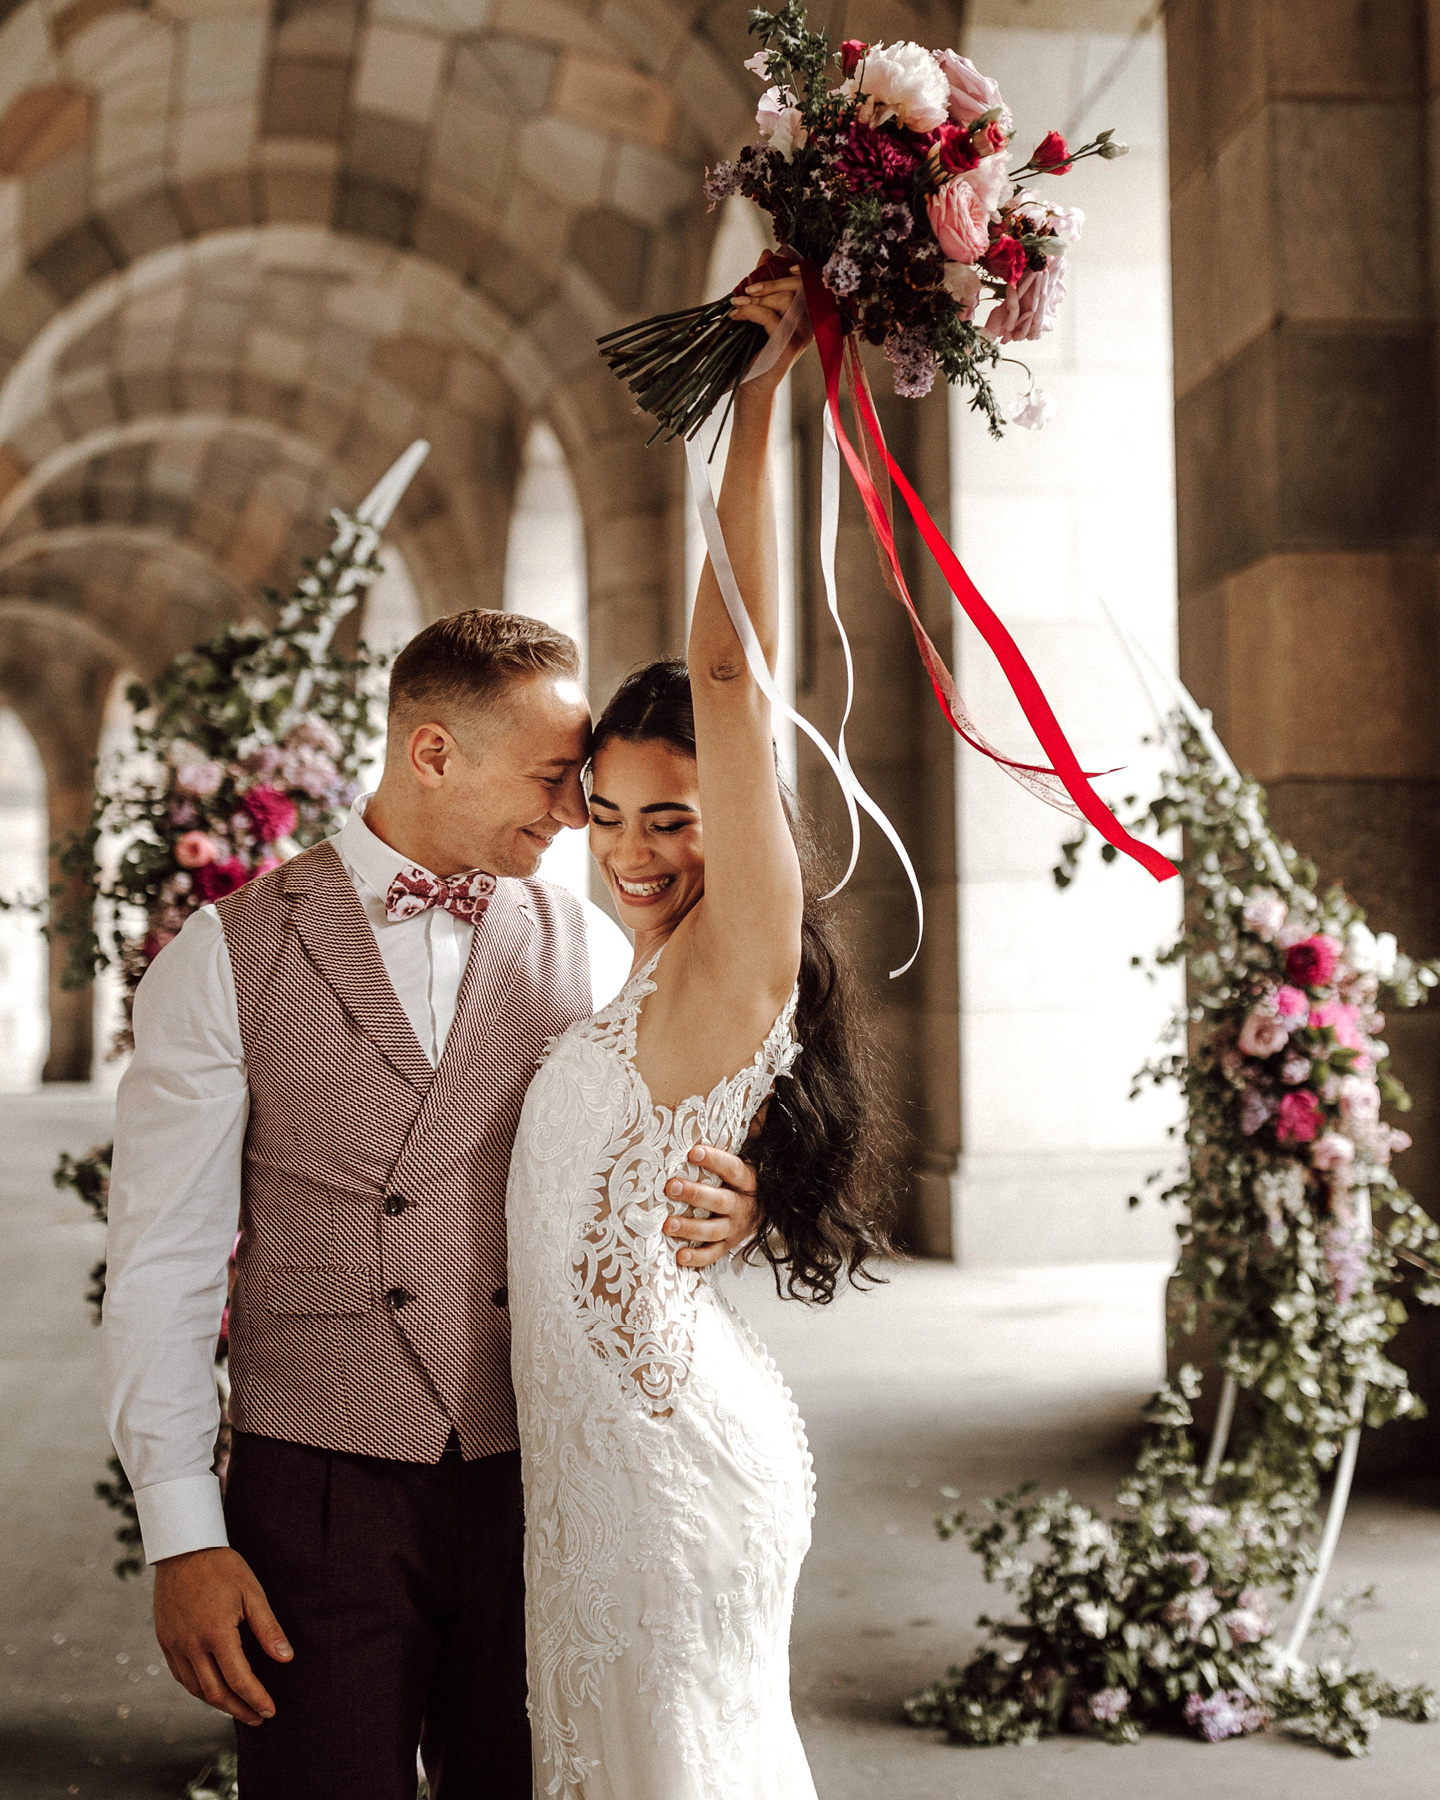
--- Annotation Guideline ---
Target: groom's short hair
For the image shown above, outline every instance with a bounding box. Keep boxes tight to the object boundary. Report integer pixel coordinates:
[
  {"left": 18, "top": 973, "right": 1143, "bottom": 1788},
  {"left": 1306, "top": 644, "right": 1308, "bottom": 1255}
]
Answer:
[{"left": 388, "top": 609, "right": 581, "bottom": 736}]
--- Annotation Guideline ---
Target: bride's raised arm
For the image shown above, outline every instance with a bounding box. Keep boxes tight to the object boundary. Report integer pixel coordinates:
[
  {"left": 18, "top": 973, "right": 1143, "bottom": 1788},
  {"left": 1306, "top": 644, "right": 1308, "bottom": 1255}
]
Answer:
[{"left": 686, "top": 267, "right": 812, "bottom": 1016}]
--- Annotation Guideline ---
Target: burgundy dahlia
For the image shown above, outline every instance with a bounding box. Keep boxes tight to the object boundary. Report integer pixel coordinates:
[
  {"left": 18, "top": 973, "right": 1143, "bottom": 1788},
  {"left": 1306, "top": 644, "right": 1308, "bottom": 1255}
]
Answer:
[
  {"left": 835, "top": 122, "right": 921, "bottom": 198},
  {"left": 1284, "top": 934, "right": 1340, "bottom": 991},
  {"left": 192, "top": 856, "right": 250, "bottom": 903},
  {"left": 241, "top": 783, "right": 299, "bottom": 844}
]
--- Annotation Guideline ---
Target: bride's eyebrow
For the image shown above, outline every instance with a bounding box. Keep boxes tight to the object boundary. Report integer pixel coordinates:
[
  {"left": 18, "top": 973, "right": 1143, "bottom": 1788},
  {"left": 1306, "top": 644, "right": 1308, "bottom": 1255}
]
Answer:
[{"left": 588, "top": 795, "right": 697, "bottom": 816}]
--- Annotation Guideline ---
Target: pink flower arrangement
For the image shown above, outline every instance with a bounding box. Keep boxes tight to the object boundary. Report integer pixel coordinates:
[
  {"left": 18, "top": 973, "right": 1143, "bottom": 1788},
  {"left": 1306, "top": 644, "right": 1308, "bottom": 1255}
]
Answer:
[
  {"left": 174, "top": 831, "right": 218, "bottom": 869},
  {"left": 1276, "top": 1089, "right": 1322, "bottom": 1144},
  {"left": 241, "top": 784, "right": 299, "bottom": 844},
  {"left": 1088, "top": 1686, "right": 1129, "bottom": 1723},
  {"left": 1285, "top": 934, "right": 1341, "bottom": 991}
]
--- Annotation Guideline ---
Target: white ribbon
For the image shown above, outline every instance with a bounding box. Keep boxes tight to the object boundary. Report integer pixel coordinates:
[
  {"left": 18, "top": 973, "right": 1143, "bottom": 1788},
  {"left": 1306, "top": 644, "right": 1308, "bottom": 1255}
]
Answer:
[{"left": 681, "top": 298, "right": 924, "bottom": 977}]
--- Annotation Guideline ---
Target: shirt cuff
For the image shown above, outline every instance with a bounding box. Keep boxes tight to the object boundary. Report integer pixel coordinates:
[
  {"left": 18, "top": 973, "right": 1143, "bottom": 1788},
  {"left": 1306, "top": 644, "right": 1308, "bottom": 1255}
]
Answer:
[{"left": 134, "top": 1474, "right": 230, "bottom": 1564}]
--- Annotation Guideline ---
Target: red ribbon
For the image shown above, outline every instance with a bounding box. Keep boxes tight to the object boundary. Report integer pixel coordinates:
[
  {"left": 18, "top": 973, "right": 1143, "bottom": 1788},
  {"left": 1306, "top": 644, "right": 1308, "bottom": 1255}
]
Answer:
[{"left": 799, "top": 261, "right": 1177, "bottom": 886}]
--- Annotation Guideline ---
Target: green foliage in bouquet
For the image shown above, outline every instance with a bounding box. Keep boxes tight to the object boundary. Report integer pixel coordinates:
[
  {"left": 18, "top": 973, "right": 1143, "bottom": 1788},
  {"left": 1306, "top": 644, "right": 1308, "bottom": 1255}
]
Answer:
[{"left": 909, "top": 721, "right": 1440, "bottom": 1755}]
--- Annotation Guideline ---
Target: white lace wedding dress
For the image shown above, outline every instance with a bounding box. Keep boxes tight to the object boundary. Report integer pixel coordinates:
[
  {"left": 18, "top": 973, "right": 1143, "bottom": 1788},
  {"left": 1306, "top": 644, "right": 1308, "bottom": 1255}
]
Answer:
[{"left": 506, "top": 947, "right": 818, "bottom": 1800}]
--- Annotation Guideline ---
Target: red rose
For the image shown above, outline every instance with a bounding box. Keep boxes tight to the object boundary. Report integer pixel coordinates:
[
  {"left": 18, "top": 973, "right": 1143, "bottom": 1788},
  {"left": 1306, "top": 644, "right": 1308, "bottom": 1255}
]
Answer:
[
  {"left": 1276, "top": 1089, "right": 1322, "bottom": 1145},
  {"left": 981, "top": 235, "right": 1028, "bottom": 286},
  {"left": 1284, "top": 934, "right": 1341, "bottom": 991},
  {"left": 192, "top": 856, "right": 250, "bottom": 903},
  {"left": 932, "top": 121, "right": 981, "bottom": 174},
  {"left": 1033, "top": 129, "right": 1072, "bottom": 173},
  {"left": 840, "top": 39, "right": 867, "bottom": 78}
]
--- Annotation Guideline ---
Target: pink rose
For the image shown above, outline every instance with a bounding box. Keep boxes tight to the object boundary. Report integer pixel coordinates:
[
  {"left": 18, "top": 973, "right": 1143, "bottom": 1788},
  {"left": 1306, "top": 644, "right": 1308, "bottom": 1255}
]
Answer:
[
  {"left": 1275, "top": 985, "right": 1308, "bottom": 1022},
  {"left": 1285, "top": 934, "right": 1341, "bottom": 990},
  {"left": 927, "top": 178, "right": 991, "bottom": 263},
  {"left": 241, "top": 785, "right": 299, "bottom": 844},
  {"left": 983, "top": 261, "right": 1065, "bottom": 343},
  {"left": 1276, "top": 1089, "right": 1322, "bottom": 1144},
  {"left": 934, "top": 47, "right": 1009, "bottom": 129},
  {"left": 174, "top": 831, "right": 218, "bottom": 870},
  {"left": 960, "top": 153, "right": 1009, "bottom": 213},
  {"left": 1310, "top": 1131, "right": 1355, "bottom": 1172},
  {"left": 1238, "top": 1010, "right": 1288, "bottom": 1058},
  {"left": 252, "top": 854, "right": 283, "bottom": 878},
  {"left": 192, "top": 857, "right": 249, "bottom": 903}
]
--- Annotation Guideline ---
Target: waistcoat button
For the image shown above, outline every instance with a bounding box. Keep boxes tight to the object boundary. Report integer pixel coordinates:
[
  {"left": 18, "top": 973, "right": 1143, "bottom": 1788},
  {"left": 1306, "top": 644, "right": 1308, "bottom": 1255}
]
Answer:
[
  {"left": 383, "top": 1194, "right": 407, "bottom": 1216},
  {"left": 386, "top": 1287, "right": 410, "bottom": 1310},
  {"left": 491, "top": 1286, "right": 508, "bottom": 1308}
]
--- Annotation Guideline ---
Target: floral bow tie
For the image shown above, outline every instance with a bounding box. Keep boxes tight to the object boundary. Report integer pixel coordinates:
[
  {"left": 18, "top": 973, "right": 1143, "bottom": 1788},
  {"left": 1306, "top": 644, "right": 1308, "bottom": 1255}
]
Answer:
[{"left": 384, "top": 866, "right": 496, "bottom": 924}]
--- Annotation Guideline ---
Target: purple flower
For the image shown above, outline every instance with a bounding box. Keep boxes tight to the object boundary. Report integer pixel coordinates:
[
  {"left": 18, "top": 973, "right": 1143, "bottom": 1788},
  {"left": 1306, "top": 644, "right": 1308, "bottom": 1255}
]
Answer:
[
  {"left": 823, "top": 235, "right": 861, "bottom": 296},
  {"left": 1239, "top": 1087, "right": 1274, "bottom": 1136},
  {"left": 884, "top": 328, "right": 936, "bottom": 398},
  {"left": 704, "top": 160, "right": 739, "bottom": 207},
  {"left": 1184, "top": 1689, "right": 1267, "bottom": 1742},
  {"left": 240, "top": 785, "right": 299, "bottom": 845},
  {"left": 1322, "top": 1220, "right": 1366, "bottom": 1307}
]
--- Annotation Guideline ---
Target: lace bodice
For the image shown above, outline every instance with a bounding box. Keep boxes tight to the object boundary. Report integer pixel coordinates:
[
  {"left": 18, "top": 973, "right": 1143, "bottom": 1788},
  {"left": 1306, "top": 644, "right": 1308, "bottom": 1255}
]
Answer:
[
  {"left": 505, "top": 946, "right": 817, "bottom": 1800},
  {"left": 567, "top": 947, "right": 799, "bottom": 1416}
]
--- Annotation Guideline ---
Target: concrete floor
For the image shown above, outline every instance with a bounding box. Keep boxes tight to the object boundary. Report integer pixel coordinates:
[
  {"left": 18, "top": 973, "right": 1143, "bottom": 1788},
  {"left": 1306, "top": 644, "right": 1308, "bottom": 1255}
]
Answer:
[{"left": 2, "top": 1091, "right": 1437, "bottom": 1799}]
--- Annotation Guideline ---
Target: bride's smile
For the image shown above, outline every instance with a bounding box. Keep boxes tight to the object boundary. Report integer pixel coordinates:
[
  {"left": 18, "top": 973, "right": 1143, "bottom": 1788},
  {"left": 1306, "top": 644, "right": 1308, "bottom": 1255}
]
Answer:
[{"left": 587, "top": 736, "right": 705, "bottom": 938}]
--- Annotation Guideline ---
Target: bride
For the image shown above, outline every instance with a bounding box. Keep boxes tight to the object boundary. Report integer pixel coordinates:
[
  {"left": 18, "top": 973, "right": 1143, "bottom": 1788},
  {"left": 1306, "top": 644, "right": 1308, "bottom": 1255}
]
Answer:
[{"left": 504, "top": 268, "right": 896, "bottom": 1798}]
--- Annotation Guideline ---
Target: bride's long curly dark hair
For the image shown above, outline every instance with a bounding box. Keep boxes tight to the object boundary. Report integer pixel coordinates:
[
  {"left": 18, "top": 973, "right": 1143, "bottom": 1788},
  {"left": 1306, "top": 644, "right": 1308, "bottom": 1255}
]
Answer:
[{"left": 591, "top": 660, "right": 900, "bottom": 1304}]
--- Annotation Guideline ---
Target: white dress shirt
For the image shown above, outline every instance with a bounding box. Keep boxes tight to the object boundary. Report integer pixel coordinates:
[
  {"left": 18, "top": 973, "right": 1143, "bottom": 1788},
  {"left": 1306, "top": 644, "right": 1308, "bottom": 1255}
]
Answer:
[{"left": 101, "top": 799, "right": 632, "bottom": 1564}]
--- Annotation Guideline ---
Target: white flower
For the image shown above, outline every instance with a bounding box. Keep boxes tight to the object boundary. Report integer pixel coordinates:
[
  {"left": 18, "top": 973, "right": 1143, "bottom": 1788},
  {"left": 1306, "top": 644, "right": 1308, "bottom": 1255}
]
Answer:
[
  {"left": 756, "top": 87, "right": 808, "bottom": 161},
  {"left": 743, "top": 50, "right": 771, "bottom": 79},
  {"left": 1345, "top": 921, "right": 1397, "bottom": 981},
  {"left": 1242, "top": 889, "right": 1288, "bottom": 940},
  {"left": 941, "top": 260, "right": 981, "bottom": 312},
  {"left": 844, "top": 40, "right": 949, "bottom": 132},
  {"left": 1048, "top": 204, "right": 1085, "bottom": 243},
  {"left": 1011, "top": 386, "right": 1056, "bottom": 430},
  {"left": 1075, "top": 1600, "right": 1110, "bottom": 1639},
  {"left": 1310, "top": 1131, "right": 1355, "bottom": 1173}
]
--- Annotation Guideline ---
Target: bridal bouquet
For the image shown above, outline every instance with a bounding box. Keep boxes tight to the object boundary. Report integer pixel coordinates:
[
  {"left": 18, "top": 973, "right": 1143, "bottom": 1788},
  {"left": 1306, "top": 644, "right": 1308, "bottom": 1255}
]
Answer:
[{"left": 600, "top": 1, "right": 1125, "bottom": 439}]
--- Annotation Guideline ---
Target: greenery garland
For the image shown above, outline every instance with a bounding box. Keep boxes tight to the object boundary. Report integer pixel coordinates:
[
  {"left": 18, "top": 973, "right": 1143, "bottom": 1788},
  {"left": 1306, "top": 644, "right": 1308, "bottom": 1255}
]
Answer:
[
  {"left": 907, "top": 720, "right": 1440, "bottom": 1756},
  {"left": 41, "top": 511, "right": 391, "bottom": 1574}
]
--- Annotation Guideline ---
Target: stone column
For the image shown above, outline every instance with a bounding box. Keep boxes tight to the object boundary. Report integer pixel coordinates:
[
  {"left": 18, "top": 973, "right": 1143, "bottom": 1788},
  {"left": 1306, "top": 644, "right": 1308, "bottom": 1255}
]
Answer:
[
  {"left": 1167, "top": 0, "right": 1440, "bottom": 1458},
  {"left": 790, "top": 352, "right": 962, "bottom": 1256}
]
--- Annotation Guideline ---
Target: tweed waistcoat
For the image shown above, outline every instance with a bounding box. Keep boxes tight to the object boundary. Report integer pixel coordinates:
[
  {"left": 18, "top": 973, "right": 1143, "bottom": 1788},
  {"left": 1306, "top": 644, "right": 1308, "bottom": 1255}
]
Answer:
[{"left": 215, "top": 840, "right": 593, "bottom": 1462}]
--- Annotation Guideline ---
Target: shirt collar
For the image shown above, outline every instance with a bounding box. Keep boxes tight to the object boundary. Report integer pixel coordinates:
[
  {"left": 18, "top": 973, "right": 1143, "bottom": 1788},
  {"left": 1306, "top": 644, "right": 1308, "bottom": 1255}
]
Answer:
[{"left": 337, "top": 795, "right": 436, "bottom": 907}]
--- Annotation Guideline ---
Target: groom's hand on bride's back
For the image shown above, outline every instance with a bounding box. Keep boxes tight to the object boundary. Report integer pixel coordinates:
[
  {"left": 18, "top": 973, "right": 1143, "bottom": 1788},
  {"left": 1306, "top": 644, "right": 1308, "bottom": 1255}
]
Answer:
[
  {"left": 663, "top": 1143, "right": 759, "bottom": 1267},
  {"left": 153, "top": 1546, "right": 293, "bottom": 1725}
]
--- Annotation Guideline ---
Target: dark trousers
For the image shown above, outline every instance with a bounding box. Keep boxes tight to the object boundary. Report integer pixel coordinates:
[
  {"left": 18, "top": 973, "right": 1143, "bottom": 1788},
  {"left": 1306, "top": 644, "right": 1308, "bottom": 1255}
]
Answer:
[{"left": 224, "top": 1430, "right": 530, "bottom": 1800}]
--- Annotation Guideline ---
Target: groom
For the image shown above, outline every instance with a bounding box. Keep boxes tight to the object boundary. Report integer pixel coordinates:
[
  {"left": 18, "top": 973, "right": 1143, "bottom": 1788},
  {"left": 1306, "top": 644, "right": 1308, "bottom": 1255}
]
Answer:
[{"left": 101, "top": 610, "right": 761, "bottom": 1798}]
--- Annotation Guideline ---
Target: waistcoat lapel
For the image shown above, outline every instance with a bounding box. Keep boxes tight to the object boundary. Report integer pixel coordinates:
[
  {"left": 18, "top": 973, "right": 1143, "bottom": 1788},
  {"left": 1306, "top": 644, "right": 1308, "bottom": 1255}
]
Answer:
[
  {"left": 283, "top": 841, "right": 435, "bottom": 1093},
  {"left": 399, "top": 878, "right": 536, "bottom": 1143}
]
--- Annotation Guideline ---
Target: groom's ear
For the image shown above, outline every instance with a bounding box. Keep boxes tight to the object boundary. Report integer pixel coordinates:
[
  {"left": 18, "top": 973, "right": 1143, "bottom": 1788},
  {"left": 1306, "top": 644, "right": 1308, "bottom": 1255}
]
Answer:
[{"left": 405, "top": 721, "right": 463, "bottom": 788}]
